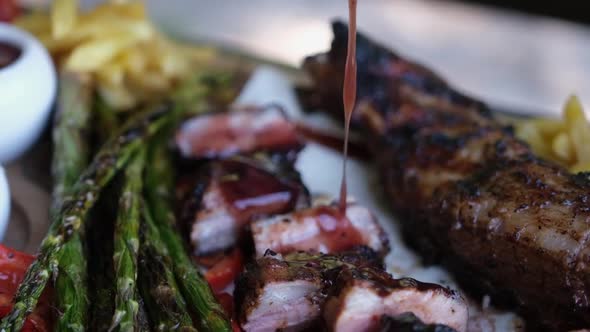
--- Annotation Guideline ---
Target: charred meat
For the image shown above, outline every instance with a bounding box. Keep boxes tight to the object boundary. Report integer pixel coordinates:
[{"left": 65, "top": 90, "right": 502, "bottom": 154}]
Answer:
[
  {"left": 234, "top": 250, "right": 326, "bottom": 332},
  {"left": 323, "top": 268, "right": 467, "bottom": 332},
  {"left": 235, "top": 248, "right": 464, "bottom": 332},
  {"left": 303, "top": 21, "right": 590, "bottom": 329},
  {"left": 181, "top": 156, "right": 309, "bottom": 255},
  {"left": 252, "top": 198, "right": 389, "bottom": 257}
]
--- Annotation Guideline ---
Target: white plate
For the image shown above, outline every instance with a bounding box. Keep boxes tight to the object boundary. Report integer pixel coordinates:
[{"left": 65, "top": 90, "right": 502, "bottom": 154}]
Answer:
[{"left": 0, "top": 166, "right": 9, "bottom": 241}]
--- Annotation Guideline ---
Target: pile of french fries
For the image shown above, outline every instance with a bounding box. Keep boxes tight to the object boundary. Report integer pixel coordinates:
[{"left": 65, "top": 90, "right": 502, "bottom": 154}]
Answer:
[
  {"left": 516, "top": 95, "right": 590, "bottom": 173},
  {"left": 15, "top": 0, "right": 215, "bottom": 110}
]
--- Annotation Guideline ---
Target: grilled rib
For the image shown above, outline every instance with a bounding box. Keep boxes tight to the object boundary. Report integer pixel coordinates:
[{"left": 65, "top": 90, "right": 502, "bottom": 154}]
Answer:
[
  {"left": 235, "top": 248, "right": 382, "bottom": 332},
  {"left": 252, "top": 197, "right": 389, "bottom": 257},
  {"left": 235, "top": 248, "right": 464, "bottom": 332},
  {"left": 323, "top": 267, "right": 467, "bottom": 332},
  {"left": 303, "top": 21, "right": 590, "bottom": 330},
  {"left": 176, "top": 106, "right": 303, "bottom": 160},
  {"left": 180, "top": 156, "right": 309, "bottom": 255}
]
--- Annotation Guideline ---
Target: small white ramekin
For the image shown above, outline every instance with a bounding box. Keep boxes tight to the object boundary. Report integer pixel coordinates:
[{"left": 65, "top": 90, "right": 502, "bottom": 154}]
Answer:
[{"left": 0, "top": 23, "right": 56, "bottom": 163}]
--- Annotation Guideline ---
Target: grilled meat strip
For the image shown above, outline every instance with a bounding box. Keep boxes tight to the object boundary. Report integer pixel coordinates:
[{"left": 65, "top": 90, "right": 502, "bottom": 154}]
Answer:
[
  {"left": 235, "top": 247, "right": 381, "bottom": 332},
  {"left": 180, "top": 156, "right": 309, "bottom": 255},
  {"left": 252, "top": 197, "right": 389, "bottom": 257},
  {"left": 236, "top": 248, "right": 465, "bottom": 332},
  {"left": 323, "top": 267, "right": 467, "bottom": 332},
  {"left": 303, "top": 21, "right": 590, "bottom": 330},
  {"left": 176, "top": 106, "right": 303, "bottom": 160}
]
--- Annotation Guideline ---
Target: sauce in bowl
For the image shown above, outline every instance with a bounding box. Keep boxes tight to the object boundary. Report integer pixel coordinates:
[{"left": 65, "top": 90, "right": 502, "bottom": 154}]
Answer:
[{"left": 0, "top": 41, "right": 21, "bottom": 69}]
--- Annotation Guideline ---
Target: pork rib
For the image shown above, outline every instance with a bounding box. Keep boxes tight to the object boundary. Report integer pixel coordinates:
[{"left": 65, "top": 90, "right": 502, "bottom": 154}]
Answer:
[{"left": 303, "top": 21, "right": 590, "bottom": 330}]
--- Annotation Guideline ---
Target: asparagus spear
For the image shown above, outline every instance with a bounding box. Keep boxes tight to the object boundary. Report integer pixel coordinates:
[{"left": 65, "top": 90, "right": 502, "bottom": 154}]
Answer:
[
  {"left": 86, "top": 180, "right": 118, "bottom": 332},
  {"left": 145, "top": 141, "right": 231, "bottom": 332},
  {"left": 0, "top": 103, "right": 173, "bottom": 332},
  {"left": 51, "top": 72, "right": 92, "bottom": 332},
  {"left": 109, "top": 150, "right": 145, "bottom": 332},
  {"left": 138, "top": 205, "right": 197, "bottom": 332}
]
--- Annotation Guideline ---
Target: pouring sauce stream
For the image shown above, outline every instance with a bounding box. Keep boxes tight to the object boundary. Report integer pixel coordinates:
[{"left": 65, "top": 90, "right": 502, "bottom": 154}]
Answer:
[{"left": 339, "top": 0, "right": 358, "bottom": 211}]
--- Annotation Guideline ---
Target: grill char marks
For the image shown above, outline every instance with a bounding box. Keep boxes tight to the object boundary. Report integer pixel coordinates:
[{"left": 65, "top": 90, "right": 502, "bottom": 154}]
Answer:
[
  {"left": 323, "top": 267, "right": 467, "bottom": 332},
  {"left": 234, "top": 251, "right": 325, "bottom": 332},
  {"left": 235, "top": 248, "right": 466, "bottom": 332},
  {"left": 235, "top": 248, "right": 381, "bottom": 332},
  {"left": 303, "top": 21, "right": 590, "bottom": 330},
  {"left": 434, "top": 158, "right": 590, "bottom": 328}
]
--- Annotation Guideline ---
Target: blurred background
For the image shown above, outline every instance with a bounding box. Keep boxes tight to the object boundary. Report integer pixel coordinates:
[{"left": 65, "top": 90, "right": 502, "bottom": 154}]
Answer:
[
  {"left": 132, "top": 0, "right": 590, "bottom": 116},
  {"left": 11, "top": 0, "right": 590, "bottom": 116}
]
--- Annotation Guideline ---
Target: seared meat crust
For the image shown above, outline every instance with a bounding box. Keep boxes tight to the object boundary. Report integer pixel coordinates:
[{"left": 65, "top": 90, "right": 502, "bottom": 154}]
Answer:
[{"left": 303, "top": 21, "right": 590, "bottom": 330}]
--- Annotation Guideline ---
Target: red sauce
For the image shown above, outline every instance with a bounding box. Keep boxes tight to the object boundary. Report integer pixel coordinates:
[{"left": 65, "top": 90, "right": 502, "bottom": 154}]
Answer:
[
  {"left": 216, "top": 160, "right": 301, "bottom": 223},
  {"left": 339, "top": 0, "right": 358, "bottom": 211},
  {"left": 293, "top": 205, "right": 364, "bottom": 252},
  {"left": 295, "top": 122, "right": 371, "bottom": 160},
  {"left": 0, "top": 41, "right": 21, "bottom": 69}
]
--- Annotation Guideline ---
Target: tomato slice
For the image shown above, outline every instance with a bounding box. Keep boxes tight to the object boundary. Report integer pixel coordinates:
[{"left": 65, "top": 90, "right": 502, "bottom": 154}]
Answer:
[
  {"left": 0, "top": 0, "right": 19, "bottom": 22},
  {"left": 0, "top": 245, "right": 51, "bottom": 331},
  {"left": 213, "top": 293, "right": 242, "bottom": 332},
  {"left": 204, "top": 248, "right": 244, "bottom": 293},
  {"left": 0, "top": 245, "right": 34, "bottom": 296}
]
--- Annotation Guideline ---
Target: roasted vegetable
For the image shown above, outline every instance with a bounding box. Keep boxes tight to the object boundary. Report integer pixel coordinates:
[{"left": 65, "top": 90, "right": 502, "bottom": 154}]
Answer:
[
  {"left": 0, "top": 103, "right": 172, "bottom": 331},
  {"left": 51, "top": 72, "right": 92, "bottom": 332}
]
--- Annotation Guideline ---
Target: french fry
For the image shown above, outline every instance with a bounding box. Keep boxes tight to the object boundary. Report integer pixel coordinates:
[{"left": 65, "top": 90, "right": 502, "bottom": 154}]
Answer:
[
  {"left": 51, "top": 0, "right": 78, "bottom": 39},
  {"left": 86, "top": 2, "right": 146, "bottom": 21},
  {"left": 564, "top": 95, "right": 586, "bottom": 127},
  {"left": 17, "top": 0, "right": 215, "bottom": 111},
  {"left": 570, "top": 162, "right": 590, "bottom": 173},
  {"left": 95, "top": 60, "right": 125, "bottom": 87},
  {"left": 516, "top": 122, "right": 553, "bottom": 160},
  {"left": 97, "top": 81, "right": 137, "bottom": 110},
  {"left": 531, "top": 118, "right": 565, "bottom": 139},
  {"left": 570, "top": 122, "right": 590, "bottom": 163},
  {"left": 551, "top": 132, "right": 573, "bottom": 163},
  {"left": 515, "top": 94, "right": 590, "bottom": 173},
  {"left": 65, "top": 34, "right": 140, "bottom": 72}
]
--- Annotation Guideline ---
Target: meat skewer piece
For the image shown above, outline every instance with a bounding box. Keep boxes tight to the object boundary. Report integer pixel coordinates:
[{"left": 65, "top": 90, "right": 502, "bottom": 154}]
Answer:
[
  {"left": 183, "top": 156, "right": 309, "bottom": 255},
  {"left": 235, "top": 248, "right": 464, "bottom": 332},
  {"left": 252, "top": 198, "right": 389, "bottom": 257},
  {"left": 303, "top": 21, "right": 590, "bottom": 330},
  {"left": 323, "top": 267, "right": 467, "bottom": 332},
  {"left": 176, "top": 106, "right": 304, "bottom": 160}
]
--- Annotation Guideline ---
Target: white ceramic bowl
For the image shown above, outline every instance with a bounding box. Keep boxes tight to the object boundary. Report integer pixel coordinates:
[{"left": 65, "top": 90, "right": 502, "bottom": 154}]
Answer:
[
  {"left": 0, "top": 23, "right": 56, "bottom": 163},
  {"left": 0, "top": 166, "right": 9, "bottom": 241}
]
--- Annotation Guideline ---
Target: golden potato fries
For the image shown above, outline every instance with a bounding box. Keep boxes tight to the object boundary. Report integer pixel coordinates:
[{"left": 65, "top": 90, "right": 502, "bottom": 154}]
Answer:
[
  {"left": 16, "top": 0, "right": 215, "bottom": 111},
  {"left": 515, "top": 95, "right": 590, "bottom": 173},
  {"left": 51, "top": 0, "right": 78, "bottom": 38}
]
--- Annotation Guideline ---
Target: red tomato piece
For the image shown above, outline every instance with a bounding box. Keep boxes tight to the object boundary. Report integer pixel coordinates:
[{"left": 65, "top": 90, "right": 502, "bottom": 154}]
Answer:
[
  {"left": 0, "top": 245, "right": 50, "bottom": 331},
  {"left": 213, "top": 293, "right": 242, "bottom": 332},
  {"left": 204, "top": 248, "right": 244, "bottom": 293}
]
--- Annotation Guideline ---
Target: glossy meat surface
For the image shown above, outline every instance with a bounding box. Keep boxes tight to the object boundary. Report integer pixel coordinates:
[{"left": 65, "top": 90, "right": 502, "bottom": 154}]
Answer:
[
  {"left": 324, "top": 268, "right": 467, "bottom": 332},
  {"left": 252, "top": 198, "right": 389, "bottom": 257},
  {"left": 181, "top": 156, "right": 309, "bottom": 255},
  {"left": 303, "top": 21, "right": 590, "bottom": 330}
]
